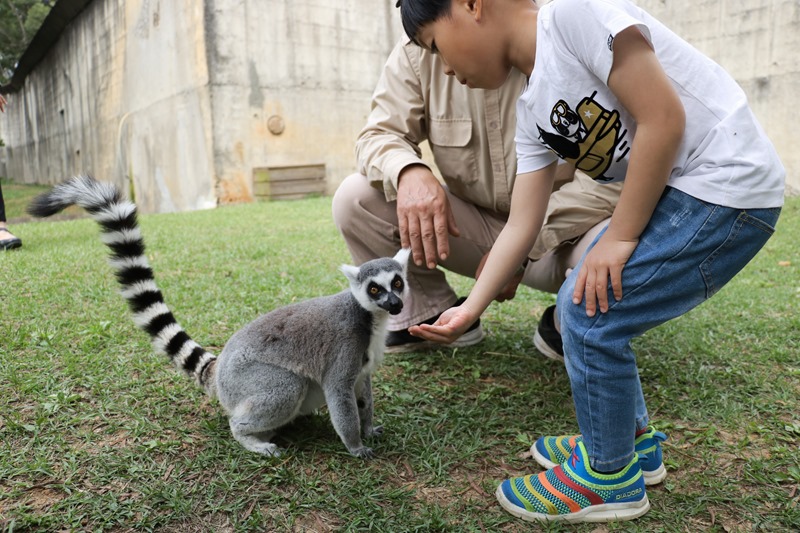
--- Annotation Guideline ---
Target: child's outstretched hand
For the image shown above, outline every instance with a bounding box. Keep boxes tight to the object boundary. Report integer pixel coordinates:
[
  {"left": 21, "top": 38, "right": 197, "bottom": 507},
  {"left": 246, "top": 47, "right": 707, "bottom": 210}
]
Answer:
[
  {"left": 572, "top": 234, "right": 638, "bottom": 317},
  {"left": 408, "top": 304, "right": 477, "bottom": 344}
]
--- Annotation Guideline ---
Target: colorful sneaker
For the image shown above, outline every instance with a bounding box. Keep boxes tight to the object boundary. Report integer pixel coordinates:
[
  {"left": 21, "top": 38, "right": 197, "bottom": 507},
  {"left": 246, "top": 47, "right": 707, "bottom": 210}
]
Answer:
[
  {"left": 531, "top": 427, "right": 668, "bottom": 485},
  {"left": 496, "top": 441, "right": 650, "bottom": 523},
  {"left": 533, "top": 305, "right": 564, "bottom": 361},
  {"left": 384, "top": 296, "right": 485, "bottom": 353}
]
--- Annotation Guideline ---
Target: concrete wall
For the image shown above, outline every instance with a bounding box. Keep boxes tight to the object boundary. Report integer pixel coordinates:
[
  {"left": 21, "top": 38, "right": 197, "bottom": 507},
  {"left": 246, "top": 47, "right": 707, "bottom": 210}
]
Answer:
[
  {"left": 1, "top": 0, "right": 129, "bottom": 195},
  {"left": 0, "top": 1, "right": 219, "bottom": 213},
  {"left": 119, "top": 0, "right": 216, "bottom": 213},
  {"left": 204, "top": 0, "right": 403, "bottom": 204},
  {"left": 0, "top": 0, "right": 402, "bottom": 213},
  {"left": 0, "top": 0, "right": 796, "bottom": 213}
]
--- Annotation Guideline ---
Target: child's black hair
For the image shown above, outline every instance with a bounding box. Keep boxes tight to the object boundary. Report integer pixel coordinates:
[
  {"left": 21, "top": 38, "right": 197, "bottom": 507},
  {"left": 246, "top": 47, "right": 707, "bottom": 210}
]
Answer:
[{"left": 396, "top": 0, "right": 452, "bottom": 46}]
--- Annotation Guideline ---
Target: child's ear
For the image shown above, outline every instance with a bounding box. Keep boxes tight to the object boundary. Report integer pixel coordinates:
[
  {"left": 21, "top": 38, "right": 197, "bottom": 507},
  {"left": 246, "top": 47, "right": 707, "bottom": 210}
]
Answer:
[{"left": 459, "top": 0, "right": 482, "bottom": 20}]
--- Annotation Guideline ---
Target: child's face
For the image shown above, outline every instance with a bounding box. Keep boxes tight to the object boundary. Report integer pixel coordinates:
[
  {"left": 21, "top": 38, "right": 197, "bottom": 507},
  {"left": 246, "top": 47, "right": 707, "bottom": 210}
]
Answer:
[{"left": 416, "top": 1, "right": 512, "bottom": 90}]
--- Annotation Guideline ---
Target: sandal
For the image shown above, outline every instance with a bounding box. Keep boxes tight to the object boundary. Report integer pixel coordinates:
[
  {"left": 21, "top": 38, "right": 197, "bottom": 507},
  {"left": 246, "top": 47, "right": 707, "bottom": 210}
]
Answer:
[{"left": 0, "top": 226, "right": 22, "bottom": 250}]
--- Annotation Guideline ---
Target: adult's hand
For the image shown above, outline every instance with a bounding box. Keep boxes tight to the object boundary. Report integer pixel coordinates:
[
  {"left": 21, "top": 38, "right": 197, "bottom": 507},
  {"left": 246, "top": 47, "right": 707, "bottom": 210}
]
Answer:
[
  {"left": 475, "top": 252, "right": 524, "bottom": 302},
  {"left": 396, "top": 165, "right": 460, "bottom": 269}
]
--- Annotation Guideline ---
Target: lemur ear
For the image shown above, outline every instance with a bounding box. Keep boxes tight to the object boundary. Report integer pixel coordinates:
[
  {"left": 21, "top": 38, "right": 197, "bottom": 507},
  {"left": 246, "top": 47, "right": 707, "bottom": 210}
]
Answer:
[
  {"left": 340, "top": 264, "right": 360, "bottom": 284},
  {"left": 392, "top": 248, "right": 411, "bottom": 271}
]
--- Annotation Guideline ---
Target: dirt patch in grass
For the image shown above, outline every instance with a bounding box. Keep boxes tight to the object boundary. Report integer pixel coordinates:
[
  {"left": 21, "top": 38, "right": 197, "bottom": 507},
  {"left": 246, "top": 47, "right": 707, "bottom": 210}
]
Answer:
[
  {"left": 0, "top": 483, "right": 67, "bottom": 515},
  {"left": 80, "top": 429, "right": 135, "bottom": 455},
  {"left": 288, "top": 510, "right": 343, "bottom": 532}
]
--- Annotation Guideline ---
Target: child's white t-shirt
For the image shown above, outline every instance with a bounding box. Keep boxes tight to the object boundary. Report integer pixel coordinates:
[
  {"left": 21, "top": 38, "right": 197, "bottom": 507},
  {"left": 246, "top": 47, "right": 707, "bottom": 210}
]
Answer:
[{"left": 517, "top": 0, "right": 785, "bottom": 209}]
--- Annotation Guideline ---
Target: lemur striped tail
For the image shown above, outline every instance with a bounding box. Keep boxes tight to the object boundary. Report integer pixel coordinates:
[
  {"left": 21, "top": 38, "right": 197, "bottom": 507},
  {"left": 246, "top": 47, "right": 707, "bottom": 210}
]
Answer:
[{"left": 28, "top": 175, "right": 217, "bottom": 395}]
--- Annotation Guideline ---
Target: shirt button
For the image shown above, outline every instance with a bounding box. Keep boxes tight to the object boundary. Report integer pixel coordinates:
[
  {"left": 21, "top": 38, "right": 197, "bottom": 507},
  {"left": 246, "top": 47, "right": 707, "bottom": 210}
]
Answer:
[{"left": 489, "top": 121, "right": 498, "bottom": 129}]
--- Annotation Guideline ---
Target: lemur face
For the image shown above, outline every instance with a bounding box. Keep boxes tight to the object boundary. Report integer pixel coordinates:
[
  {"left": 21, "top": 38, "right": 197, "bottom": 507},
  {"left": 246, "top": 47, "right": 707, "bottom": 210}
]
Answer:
[
  {"left": 366, "top": 274, "right": 405, "bottom": 315},
  {"left": 342, "top": 249, "right": 410, "bottom": 315}
]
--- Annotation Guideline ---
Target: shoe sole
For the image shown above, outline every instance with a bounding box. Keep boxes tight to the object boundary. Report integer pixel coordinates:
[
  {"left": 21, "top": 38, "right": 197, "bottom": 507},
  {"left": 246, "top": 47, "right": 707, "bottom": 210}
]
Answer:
[
  {"left": 496, "top": 484, "right": 650, "bottom": 523},
  {"left": 384, "top": 325, "right": 486, "bottom": 354},
  {"left": 531, "top": 445, "right": 667, "bottom": 486},
  {"left": 642, "top": 463, "right": 667, "bottom": 485},
  {"left": 533, "top": 330, "right": 564, "bottom": 361}
]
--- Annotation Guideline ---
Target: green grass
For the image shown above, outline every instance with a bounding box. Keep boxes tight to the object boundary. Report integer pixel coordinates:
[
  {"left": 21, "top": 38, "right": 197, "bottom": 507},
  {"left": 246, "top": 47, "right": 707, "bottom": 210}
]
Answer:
[
  {"left": 1, "top": 179, "right": 49, "bottom": 222},
  {"left": 1, "top": 179, "right": 798, "bottom": 532}
]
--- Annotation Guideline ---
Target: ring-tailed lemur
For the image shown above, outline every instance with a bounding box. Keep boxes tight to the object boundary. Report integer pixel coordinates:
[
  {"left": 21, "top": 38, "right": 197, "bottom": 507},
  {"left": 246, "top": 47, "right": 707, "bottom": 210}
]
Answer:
[{"left": 28, "top": 175, "right": 410, "bottom": 459}]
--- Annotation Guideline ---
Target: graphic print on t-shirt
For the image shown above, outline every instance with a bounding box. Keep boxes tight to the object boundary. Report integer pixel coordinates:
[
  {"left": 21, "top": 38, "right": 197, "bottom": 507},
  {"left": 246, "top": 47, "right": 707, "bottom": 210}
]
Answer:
[{"left": 536, "top": 91, "right": 630, "bottom": 182}]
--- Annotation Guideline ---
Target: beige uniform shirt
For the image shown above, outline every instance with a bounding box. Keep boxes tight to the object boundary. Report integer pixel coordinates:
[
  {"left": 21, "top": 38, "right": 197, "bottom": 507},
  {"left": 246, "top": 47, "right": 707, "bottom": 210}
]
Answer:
[{"left": 356, "top": 38, "right": 621, "bottom": 260}]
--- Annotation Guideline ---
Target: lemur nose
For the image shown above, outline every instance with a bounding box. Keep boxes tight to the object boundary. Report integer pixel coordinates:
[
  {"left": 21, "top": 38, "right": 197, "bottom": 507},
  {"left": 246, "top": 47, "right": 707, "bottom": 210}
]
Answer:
[{"left": 385, "top": 294, "right": 403, "bottom": 315}]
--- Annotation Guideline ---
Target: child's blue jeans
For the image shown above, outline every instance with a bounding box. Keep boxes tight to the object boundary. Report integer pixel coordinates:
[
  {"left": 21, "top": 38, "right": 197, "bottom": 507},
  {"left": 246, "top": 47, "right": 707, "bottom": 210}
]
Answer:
[{"left": 556, "top": 186, "right": 781, "bottom": 472}]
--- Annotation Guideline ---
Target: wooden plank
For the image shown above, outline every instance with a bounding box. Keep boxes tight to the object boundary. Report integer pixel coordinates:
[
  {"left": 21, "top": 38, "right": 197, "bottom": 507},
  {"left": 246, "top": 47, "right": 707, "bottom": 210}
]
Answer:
[
  {"left": 252, "top": 164, "right": 327, "bottom": 200},
  {"left": 254, "top": 180, "right": 325, "bottom": 197},
  {"left": 270, "top": 166, "right": 325, "bottom": 181},
  {"left": 253, "top": 165, "right": 325, "bottom": 182}
]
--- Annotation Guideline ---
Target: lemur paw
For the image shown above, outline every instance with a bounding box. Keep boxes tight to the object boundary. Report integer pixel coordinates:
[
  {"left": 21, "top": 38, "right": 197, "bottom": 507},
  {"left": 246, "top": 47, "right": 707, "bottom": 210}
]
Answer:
[
  {"left": 248, "top": 442, "right": 281, "bottom": 457},
  {"left": 350, "top": 446, "right": 375, "bottom": 459},
  {"left": 364, "top": 425, "right": 384, "bottom": 438}
]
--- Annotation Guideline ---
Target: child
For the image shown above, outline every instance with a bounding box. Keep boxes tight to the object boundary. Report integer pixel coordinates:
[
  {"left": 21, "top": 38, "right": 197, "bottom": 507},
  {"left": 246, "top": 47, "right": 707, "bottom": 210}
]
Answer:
[{"left": 399, "top": 0, "right": 784, "bottom": 523}]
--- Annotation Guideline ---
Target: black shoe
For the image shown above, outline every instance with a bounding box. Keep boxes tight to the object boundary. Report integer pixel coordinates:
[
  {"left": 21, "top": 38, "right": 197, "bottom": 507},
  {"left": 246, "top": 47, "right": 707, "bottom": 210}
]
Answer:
[
  {"left": 0, "top": 228, "right": 22, "bottom": 251},
  {"left": 533, "top": 305, "right": 564, "bottom": 361},
  {"left": 385, "top": 297, "right": 485, "bottom": 353}
]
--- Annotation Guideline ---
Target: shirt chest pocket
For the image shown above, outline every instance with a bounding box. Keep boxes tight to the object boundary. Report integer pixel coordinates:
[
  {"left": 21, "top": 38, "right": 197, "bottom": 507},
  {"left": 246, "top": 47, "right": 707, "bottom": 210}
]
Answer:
[{"left": 428, "top": 118, "right": 478, "bottom": 185}]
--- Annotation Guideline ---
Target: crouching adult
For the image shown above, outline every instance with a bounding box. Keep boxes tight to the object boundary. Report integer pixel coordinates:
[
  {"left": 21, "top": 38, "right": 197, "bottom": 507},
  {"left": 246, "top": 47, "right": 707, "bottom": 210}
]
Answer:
[{"left": 333, "top": 37, "right": 621, "bottom": 355}]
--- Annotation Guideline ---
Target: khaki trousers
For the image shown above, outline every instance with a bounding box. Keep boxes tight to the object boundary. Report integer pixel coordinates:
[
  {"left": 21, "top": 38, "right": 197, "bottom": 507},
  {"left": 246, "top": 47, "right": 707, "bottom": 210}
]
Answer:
[{"left": 332, "top": 174, "right": 615, "bottom": 331}]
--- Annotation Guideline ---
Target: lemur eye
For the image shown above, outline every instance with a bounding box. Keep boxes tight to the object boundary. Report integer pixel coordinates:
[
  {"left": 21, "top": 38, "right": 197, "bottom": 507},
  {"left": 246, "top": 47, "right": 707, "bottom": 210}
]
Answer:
[
  {"left": 393, "top": 276, "right": 403, "bottom": 289},
  {"left": 368, "top": 282, "right": 383, "bottom": 297}
]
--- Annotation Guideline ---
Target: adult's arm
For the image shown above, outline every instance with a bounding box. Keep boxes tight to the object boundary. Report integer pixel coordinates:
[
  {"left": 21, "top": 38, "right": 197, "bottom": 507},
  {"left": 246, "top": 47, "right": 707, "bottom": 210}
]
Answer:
[{"left": 355, "top": 40, "right": 459, "bottom": 268}]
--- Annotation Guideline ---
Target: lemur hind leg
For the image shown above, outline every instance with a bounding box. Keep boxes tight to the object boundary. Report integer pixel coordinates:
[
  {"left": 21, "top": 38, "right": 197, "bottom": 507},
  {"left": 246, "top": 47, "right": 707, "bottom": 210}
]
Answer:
[
  {"left": 357, "top": 375, "right": 383, "bottom": 439},
  {"left": 226, "top": 366, "right": 309, "bottom": 456}
]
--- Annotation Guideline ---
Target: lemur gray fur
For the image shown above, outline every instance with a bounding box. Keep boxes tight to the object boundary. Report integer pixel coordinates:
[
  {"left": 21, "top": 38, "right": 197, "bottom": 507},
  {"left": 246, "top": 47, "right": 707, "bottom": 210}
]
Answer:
[{"left": 28, "top": 175, "right": 410, "bottom": 459}]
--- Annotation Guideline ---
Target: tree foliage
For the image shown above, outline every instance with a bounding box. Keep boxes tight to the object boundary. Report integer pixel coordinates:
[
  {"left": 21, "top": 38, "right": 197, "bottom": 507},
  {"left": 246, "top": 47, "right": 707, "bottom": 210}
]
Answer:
[{"left": 0, "top": 0, "right": 53, "bottom": 84}]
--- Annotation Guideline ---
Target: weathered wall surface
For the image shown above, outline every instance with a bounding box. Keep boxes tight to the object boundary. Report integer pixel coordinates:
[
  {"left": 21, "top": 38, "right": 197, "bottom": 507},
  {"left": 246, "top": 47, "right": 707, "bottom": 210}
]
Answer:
[
  {"left": 117, "top": 1, "right": 216, "bottom": 213},
  {"left": 204, "top": 0, "right": 402, "bottom": 204},
  {"left": 0, "top": 1, "right": 129, "bottom": 194},
  {"left": 0, "top": 0, "right": 402, "bottom": 213},
  {"left": 1, "top": 1, "right": 795, "bottom": 213},
  {"left": 0, "top": 1, "right": 217, "bottom": 213},
  {"left": 636, "top": 0, "right": 799, "bottom": 192}
]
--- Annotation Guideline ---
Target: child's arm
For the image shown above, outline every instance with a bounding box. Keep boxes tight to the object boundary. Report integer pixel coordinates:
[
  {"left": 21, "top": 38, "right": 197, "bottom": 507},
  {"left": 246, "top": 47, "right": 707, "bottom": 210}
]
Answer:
[
  {"left": 573, "top": 26, "right": 685, "bottom": 317},
  {"left": 409, "top": 162, "right": 557, "bottom": 344}
]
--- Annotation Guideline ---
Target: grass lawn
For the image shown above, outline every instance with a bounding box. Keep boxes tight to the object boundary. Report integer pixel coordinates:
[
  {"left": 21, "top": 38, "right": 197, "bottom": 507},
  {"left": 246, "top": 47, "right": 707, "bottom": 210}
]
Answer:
[{"left": 1, "top": 177, "right": 798, "bottom": 532}]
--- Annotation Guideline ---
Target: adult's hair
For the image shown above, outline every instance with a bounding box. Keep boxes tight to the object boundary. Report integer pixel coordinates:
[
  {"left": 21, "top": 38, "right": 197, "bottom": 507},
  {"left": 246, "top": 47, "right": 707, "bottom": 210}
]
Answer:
[{"left": 396, "top": 0, "right": 452, "bottom": 45}]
